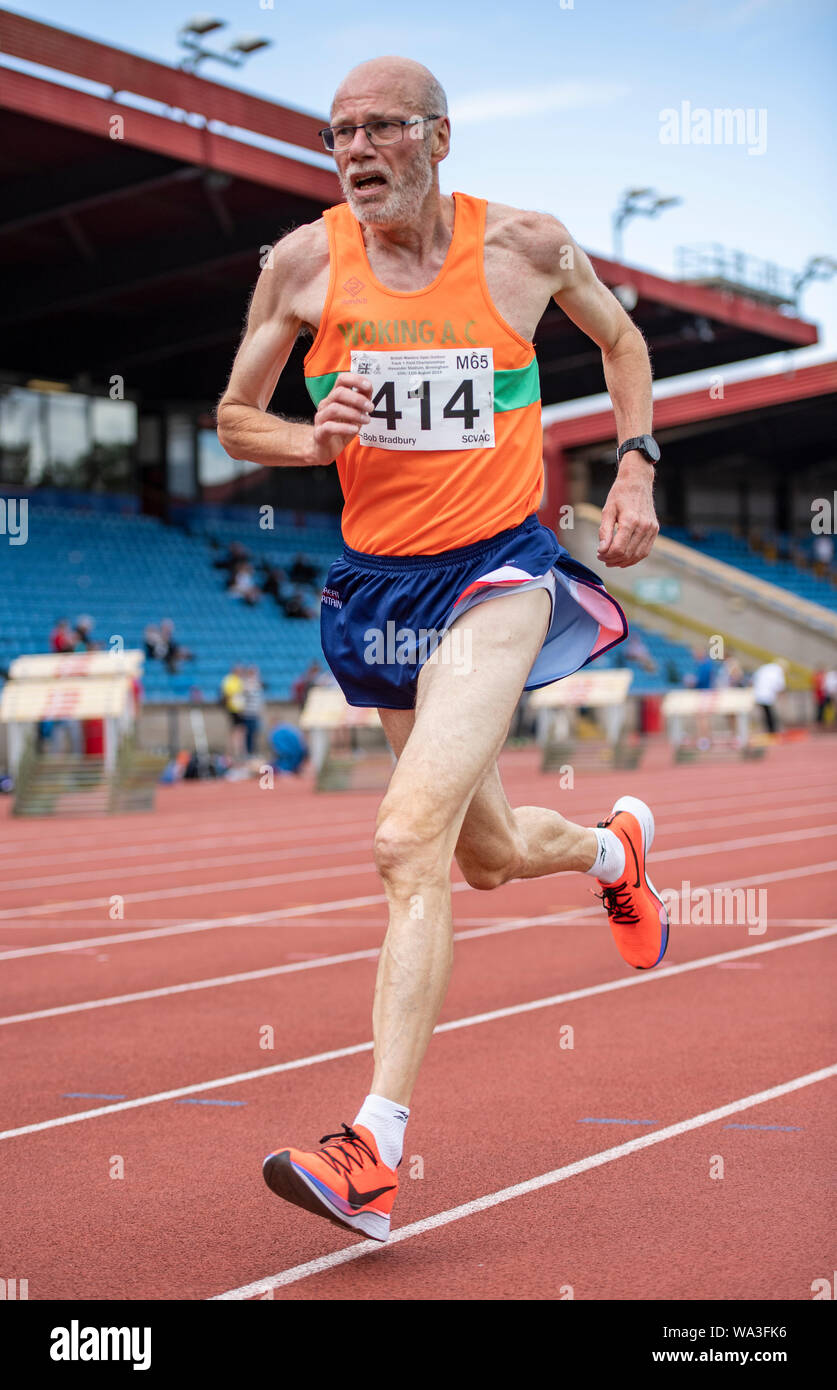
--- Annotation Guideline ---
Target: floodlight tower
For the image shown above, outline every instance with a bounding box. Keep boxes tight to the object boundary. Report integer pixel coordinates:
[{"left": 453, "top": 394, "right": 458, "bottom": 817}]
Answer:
[
  {"left": 613, "top": 188, "right": 682, "bottom": 262},
  {"left": 177, "top": 15, "right": 272, "bottom": 73}
]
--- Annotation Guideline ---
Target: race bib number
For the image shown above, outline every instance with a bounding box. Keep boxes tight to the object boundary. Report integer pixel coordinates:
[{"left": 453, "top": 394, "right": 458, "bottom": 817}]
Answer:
[{"left": 350, "top": 348, "right": 495, "bottom": 451}]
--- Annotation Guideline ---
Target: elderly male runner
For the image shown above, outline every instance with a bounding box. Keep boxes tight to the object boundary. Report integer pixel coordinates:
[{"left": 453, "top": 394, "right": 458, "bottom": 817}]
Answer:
[{"left": 218, "top": 57, "right": 668, "bottom": 1244}]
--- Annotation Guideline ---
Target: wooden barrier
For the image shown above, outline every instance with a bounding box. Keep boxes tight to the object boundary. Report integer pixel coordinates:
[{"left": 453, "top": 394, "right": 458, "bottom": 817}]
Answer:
[
  {"left": 1, "top": 649, "right": 152, "bottom": 814},
  {"left": 528, "top": 670, "right": 640, "bottom": 771},
  {"left": 661, "top": 687, "right": 764, "bottom": 760},
  {"left": 299, "top": 686, "right": 391, "bottom": 791}
]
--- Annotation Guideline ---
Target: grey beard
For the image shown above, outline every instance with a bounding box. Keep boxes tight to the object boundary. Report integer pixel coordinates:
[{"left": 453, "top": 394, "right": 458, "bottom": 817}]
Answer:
[{"left": 341, "top": 153, "right": 434, "bottom": 226}]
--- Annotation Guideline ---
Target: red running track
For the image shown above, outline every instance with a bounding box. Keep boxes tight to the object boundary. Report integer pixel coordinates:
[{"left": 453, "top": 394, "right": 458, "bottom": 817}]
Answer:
[{"left": 0, "top": 738, "right": 834, "bottom": 1301}]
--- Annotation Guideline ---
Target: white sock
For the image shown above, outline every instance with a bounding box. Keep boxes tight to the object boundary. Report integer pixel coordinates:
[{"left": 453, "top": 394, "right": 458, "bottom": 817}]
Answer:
[
  {"left": 586, "top": 827, "right": 626, "bottom": 885},
  {"left": 353, "top": 1094, "right": 409, "bottom": 1169}
]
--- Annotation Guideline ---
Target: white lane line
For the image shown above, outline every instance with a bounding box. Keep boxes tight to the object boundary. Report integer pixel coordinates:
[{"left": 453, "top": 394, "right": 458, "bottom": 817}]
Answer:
[
  {"left": 0, "top": 767, "right": 829, "bottom": 860},
  {"left": 456, "top": 916, "right": 836, "bottom": 929},
  {"left": 2, "top": 904, "right": 835, "bottom": 1028},
  {"left": 0, "top": 909, "right": 600, "bottom": 1025},
  {"left": 0, "top": 889, "right": 408, "bottom": 959},
  {"left": 210, "top": 1063, "right": 837, "bottom": 1299},
  {"left": 0, "top": 805, "right": 377, "bottom": 855},
  {"left": 0, "top": 860, "right": 381, "bottom": 920},
  {"left": 5, "top": 793, "right": 834, "bottom": 881},
  {"left": 649, "top": 823, "right": 837, "bottom": 863},
  {"left": 4, "top": 822, "right": 836, "bottom": 924},
  {"left": 2, "top": 854, "right": 836, "bottom": 959},
  {"left": 1, "top": 926, "right": 833, "bottom": 1142},
  {"left": 0, "top": 839, "right": 372, "bottom": 892},
  {"left": 0, "top": 819, "right": 375, "bottom": 871}
]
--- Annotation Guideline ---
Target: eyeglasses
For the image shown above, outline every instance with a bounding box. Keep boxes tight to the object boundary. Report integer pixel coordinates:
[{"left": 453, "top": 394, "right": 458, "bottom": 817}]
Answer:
[{"left": 319, "top": 116, "right": 441, "bottom": 152}]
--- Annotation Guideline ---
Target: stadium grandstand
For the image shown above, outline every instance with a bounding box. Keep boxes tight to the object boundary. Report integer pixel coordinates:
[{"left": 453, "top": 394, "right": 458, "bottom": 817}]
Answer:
[
  {"left": 0, "top": 8, "right": 834, "bottom": 763},
  {"left": 2, "top": 1, "right": 836, "bottom": 1326}
]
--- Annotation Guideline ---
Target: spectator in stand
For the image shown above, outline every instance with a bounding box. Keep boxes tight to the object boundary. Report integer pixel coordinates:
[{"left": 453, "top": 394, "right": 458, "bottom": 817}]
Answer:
[
  {"left": 289, "top": 552, "right": 318, "bottom": 587},
  {"left": 684, "top": 643, "right": 719, "bottom": 749},
  {"left": 716, "top": 649, "right": 745, "bottom": 741},
  {"left": 716, "top": 650, "right": 744, "bottom": 689},
  {"left": 282, "top": 588, "right": 315, "bottom": 620},
  {"left": 825, "top": 668, "right": 837, "bottom": 722},
  {"left": 213, "top": 540, "right": 251, "bottom": 579},
  {"left": 270, "top": 724, "right": 308, "bottom": 775},
  {"left": 813, "top": 667, "right": 836, "bottom": 725},
  {"left": 144, "top": 619, "right": 194, "bottom": 674},
  {"left": 241, "top": 665, "right": 265, "bottom": 755},
  {"left": 812, "top": 669, "right": 828, "bottom": 723},
  {"left": 291, "top": 659, "right": 324, "bottom": 709},
  {"left": 221, "top": 663, "right": 246, "bottom": 759},
  {"left": 692, "top": 644, "right": 718, "bottom": 691},
  {"left": 260, "top": 560, "right": 289, "bottom": 606},
  {"left": 144, "top": 622, "right": 162, "bottom": 659},
  {"left": 45, "top": 618, "right": 82, "bottom": 752},
  {"left": 50, "top": 618, "right": 76, "bottom": 652},
  {"left": 752, "top": 658, "right": 787, "bottom": 735},
  {"left": 231, "top": 563, "right": 261, "bottom": 606},
  {"left": 73, "top": 615, "right": 98, "bottom": 650}
]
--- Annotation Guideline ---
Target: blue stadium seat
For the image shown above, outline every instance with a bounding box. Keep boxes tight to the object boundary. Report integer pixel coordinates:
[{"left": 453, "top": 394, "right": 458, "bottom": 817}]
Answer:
[{"left": 0, "top": 502, "right": 336, "bottom": 703}]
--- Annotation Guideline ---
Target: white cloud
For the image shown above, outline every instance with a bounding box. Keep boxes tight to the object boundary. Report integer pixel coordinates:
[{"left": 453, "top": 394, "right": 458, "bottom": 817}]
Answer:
[{"left": 451, "top": 80, "right": 632, "bottom": 125}]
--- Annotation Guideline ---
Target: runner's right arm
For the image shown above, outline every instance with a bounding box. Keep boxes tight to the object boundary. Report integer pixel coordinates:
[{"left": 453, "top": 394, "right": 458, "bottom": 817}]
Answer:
[{"left": 217, "top": 227, "right": 374, "bottom": 467}]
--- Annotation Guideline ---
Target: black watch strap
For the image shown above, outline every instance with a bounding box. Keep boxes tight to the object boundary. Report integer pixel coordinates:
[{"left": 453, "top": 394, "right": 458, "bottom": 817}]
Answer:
[{"left": 617, "top": 434, "right": 660, "bottom": 464}]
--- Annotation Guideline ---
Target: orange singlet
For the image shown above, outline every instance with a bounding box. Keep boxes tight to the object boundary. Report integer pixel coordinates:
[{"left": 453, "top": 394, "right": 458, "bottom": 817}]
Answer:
[{"left": 303, "top": 192, "right": 544, "bottom": 556}]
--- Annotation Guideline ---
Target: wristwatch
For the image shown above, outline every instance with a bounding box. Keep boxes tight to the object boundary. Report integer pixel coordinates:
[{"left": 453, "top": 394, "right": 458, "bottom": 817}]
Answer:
[{"left": 616, "top": 434, "right": 660, "bottom": 464}]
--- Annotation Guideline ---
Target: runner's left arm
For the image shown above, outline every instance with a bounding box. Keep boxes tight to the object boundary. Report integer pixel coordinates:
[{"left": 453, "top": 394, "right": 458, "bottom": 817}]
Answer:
[{"left": 546, "top": 223, "right": 659, "bottom": 568}]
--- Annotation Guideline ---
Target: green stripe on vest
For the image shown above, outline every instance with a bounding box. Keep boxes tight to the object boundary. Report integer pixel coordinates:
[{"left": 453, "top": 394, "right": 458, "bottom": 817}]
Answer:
[
  {"left": 306, "top": 372, "right": 339, "bottom": 407},
  {"left": 304, "top": 358, "right": 540, "bottom": 412},
  {"left": 494, "top": 358, "right": 541, "bottom": 412}
]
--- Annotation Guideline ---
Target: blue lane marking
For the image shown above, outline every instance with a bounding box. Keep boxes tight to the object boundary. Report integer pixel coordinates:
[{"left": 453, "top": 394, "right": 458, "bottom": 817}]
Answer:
[
  {"left": 723, "top": 1123, "right": 801, "bottom": 1132},
  {"left": 578, "top": 1117, "right": 658, "bottom": 1126},
  {"left": 64, "top": 1092, "right": 126, "bottom": 1100},
  {"left": 175, "top": 1098, "right": 246, "bottom": 1107}
]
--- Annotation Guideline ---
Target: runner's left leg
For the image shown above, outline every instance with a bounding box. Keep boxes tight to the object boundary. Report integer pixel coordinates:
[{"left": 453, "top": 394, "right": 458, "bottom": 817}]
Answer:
[
  {"left": 378, "top": 683, "right": 601, "bottom": 896},
  {"left": 368, "top": 588, "right": 601, "bottom": 1105}
]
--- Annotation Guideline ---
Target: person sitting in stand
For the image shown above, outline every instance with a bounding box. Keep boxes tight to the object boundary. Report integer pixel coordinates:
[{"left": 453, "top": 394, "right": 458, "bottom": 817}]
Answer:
[
  {"left": 213, "top": 540, "right": 251, "bottom": 578},
  {"left": 73, "top": 615, "right": 98, "bottom": 650},
  {"left": 259, "top": 560, "right": 289, "bottom": 606},
  {"left": 281, "top": 588, "right": 314, "bottom": 620},
  {"left": 289, "top": 552, "right": 319, "bottom": 587},
  {"left": 291, "top": 659, "right": 324, "bottom": 708},
  {"left": 231, "top": 563, "right": 261, "bottom": 606},
  {"left": 50, "top": 618, "right": 76, "bottom": 653}
]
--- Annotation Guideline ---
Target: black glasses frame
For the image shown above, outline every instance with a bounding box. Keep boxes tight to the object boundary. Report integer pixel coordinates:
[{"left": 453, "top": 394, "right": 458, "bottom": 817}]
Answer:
[{"left": 319, "top": 115, "right": 441, "bottom": 152}]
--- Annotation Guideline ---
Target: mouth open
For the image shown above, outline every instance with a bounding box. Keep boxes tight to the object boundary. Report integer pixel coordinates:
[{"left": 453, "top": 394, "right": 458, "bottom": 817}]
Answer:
[{"left": 351, "top": 173, "right": 388, "bottom": 192}]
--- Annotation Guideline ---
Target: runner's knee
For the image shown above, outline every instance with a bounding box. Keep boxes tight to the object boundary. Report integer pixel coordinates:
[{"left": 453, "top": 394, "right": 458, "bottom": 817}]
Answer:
[{"left": 373, "top": 811, "right": 450, "bottom": 890}]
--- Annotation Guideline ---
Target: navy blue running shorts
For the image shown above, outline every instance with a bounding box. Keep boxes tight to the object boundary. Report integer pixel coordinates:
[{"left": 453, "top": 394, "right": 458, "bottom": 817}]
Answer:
[{"left": 319, "top": 513, "right": 627, "bottom": 709}]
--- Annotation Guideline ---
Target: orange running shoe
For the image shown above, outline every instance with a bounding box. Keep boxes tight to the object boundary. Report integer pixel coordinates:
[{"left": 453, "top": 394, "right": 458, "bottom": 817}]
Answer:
[
  {"left": 595, "top": 795, "right": 669, "bottom": 970},
  {"left": 263, "top": 1123, "right": 398, "bottom": 1242}
]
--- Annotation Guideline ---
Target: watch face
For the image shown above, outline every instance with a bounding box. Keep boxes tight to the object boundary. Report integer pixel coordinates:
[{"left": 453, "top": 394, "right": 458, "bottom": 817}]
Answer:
[{"left": 642, "top": 435, "right": 661, "bottom": 461}]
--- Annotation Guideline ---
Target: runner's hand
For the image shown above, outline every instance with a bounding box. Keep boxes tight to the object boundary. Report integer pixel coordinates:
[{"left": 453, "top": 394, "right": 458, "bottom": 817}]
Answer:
[
  {"left": 310, "top": 372, "right": 374, "bottom": 464},
  {"left": 597, "top": 466, "right": 660, "bottom": 567}
]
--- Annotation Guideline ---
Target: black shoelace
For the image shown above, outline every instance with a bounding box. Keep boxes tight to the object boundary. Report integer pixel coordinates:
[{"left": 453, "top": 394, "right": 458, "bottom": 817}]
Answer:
[
  {"left": 318, "top": 1123, "right": 378, "bottom": 1177},
  {"left": 594, "top": 882, "right": 640, "bottom": 926}
]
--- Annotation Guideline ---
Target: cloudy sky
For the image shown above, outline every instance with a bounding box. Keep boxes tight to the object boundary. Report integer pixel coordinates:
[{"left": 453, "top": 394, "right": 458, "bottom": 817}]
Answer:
[{"left": 6, "top": 0, "right": 836, "bottom": 380}]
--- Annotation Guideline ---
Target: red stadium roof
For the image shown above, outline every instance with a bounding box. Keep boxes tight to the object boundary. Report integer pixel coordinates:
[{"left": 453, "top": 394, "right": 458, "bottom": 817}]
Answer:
[
  {"left": 0, "top": 7, "right": 820, "bottom": 410},
  {"left": 0, "top": 8, "right": 329, "bottom": 158},
  {"left": 546, "top": 359, "right": 837, "bottom": 447},
  {"left": 540, "top": 360, "right": 837, "bottom": 534}
]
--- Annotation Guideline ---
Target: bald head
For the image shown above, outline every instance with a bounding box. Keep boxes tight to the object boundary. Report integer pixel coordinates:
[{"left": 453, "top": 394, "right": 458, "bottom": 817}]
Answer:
[{"left": 331, "top": 56, "right": 447, "bottom": 121}]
